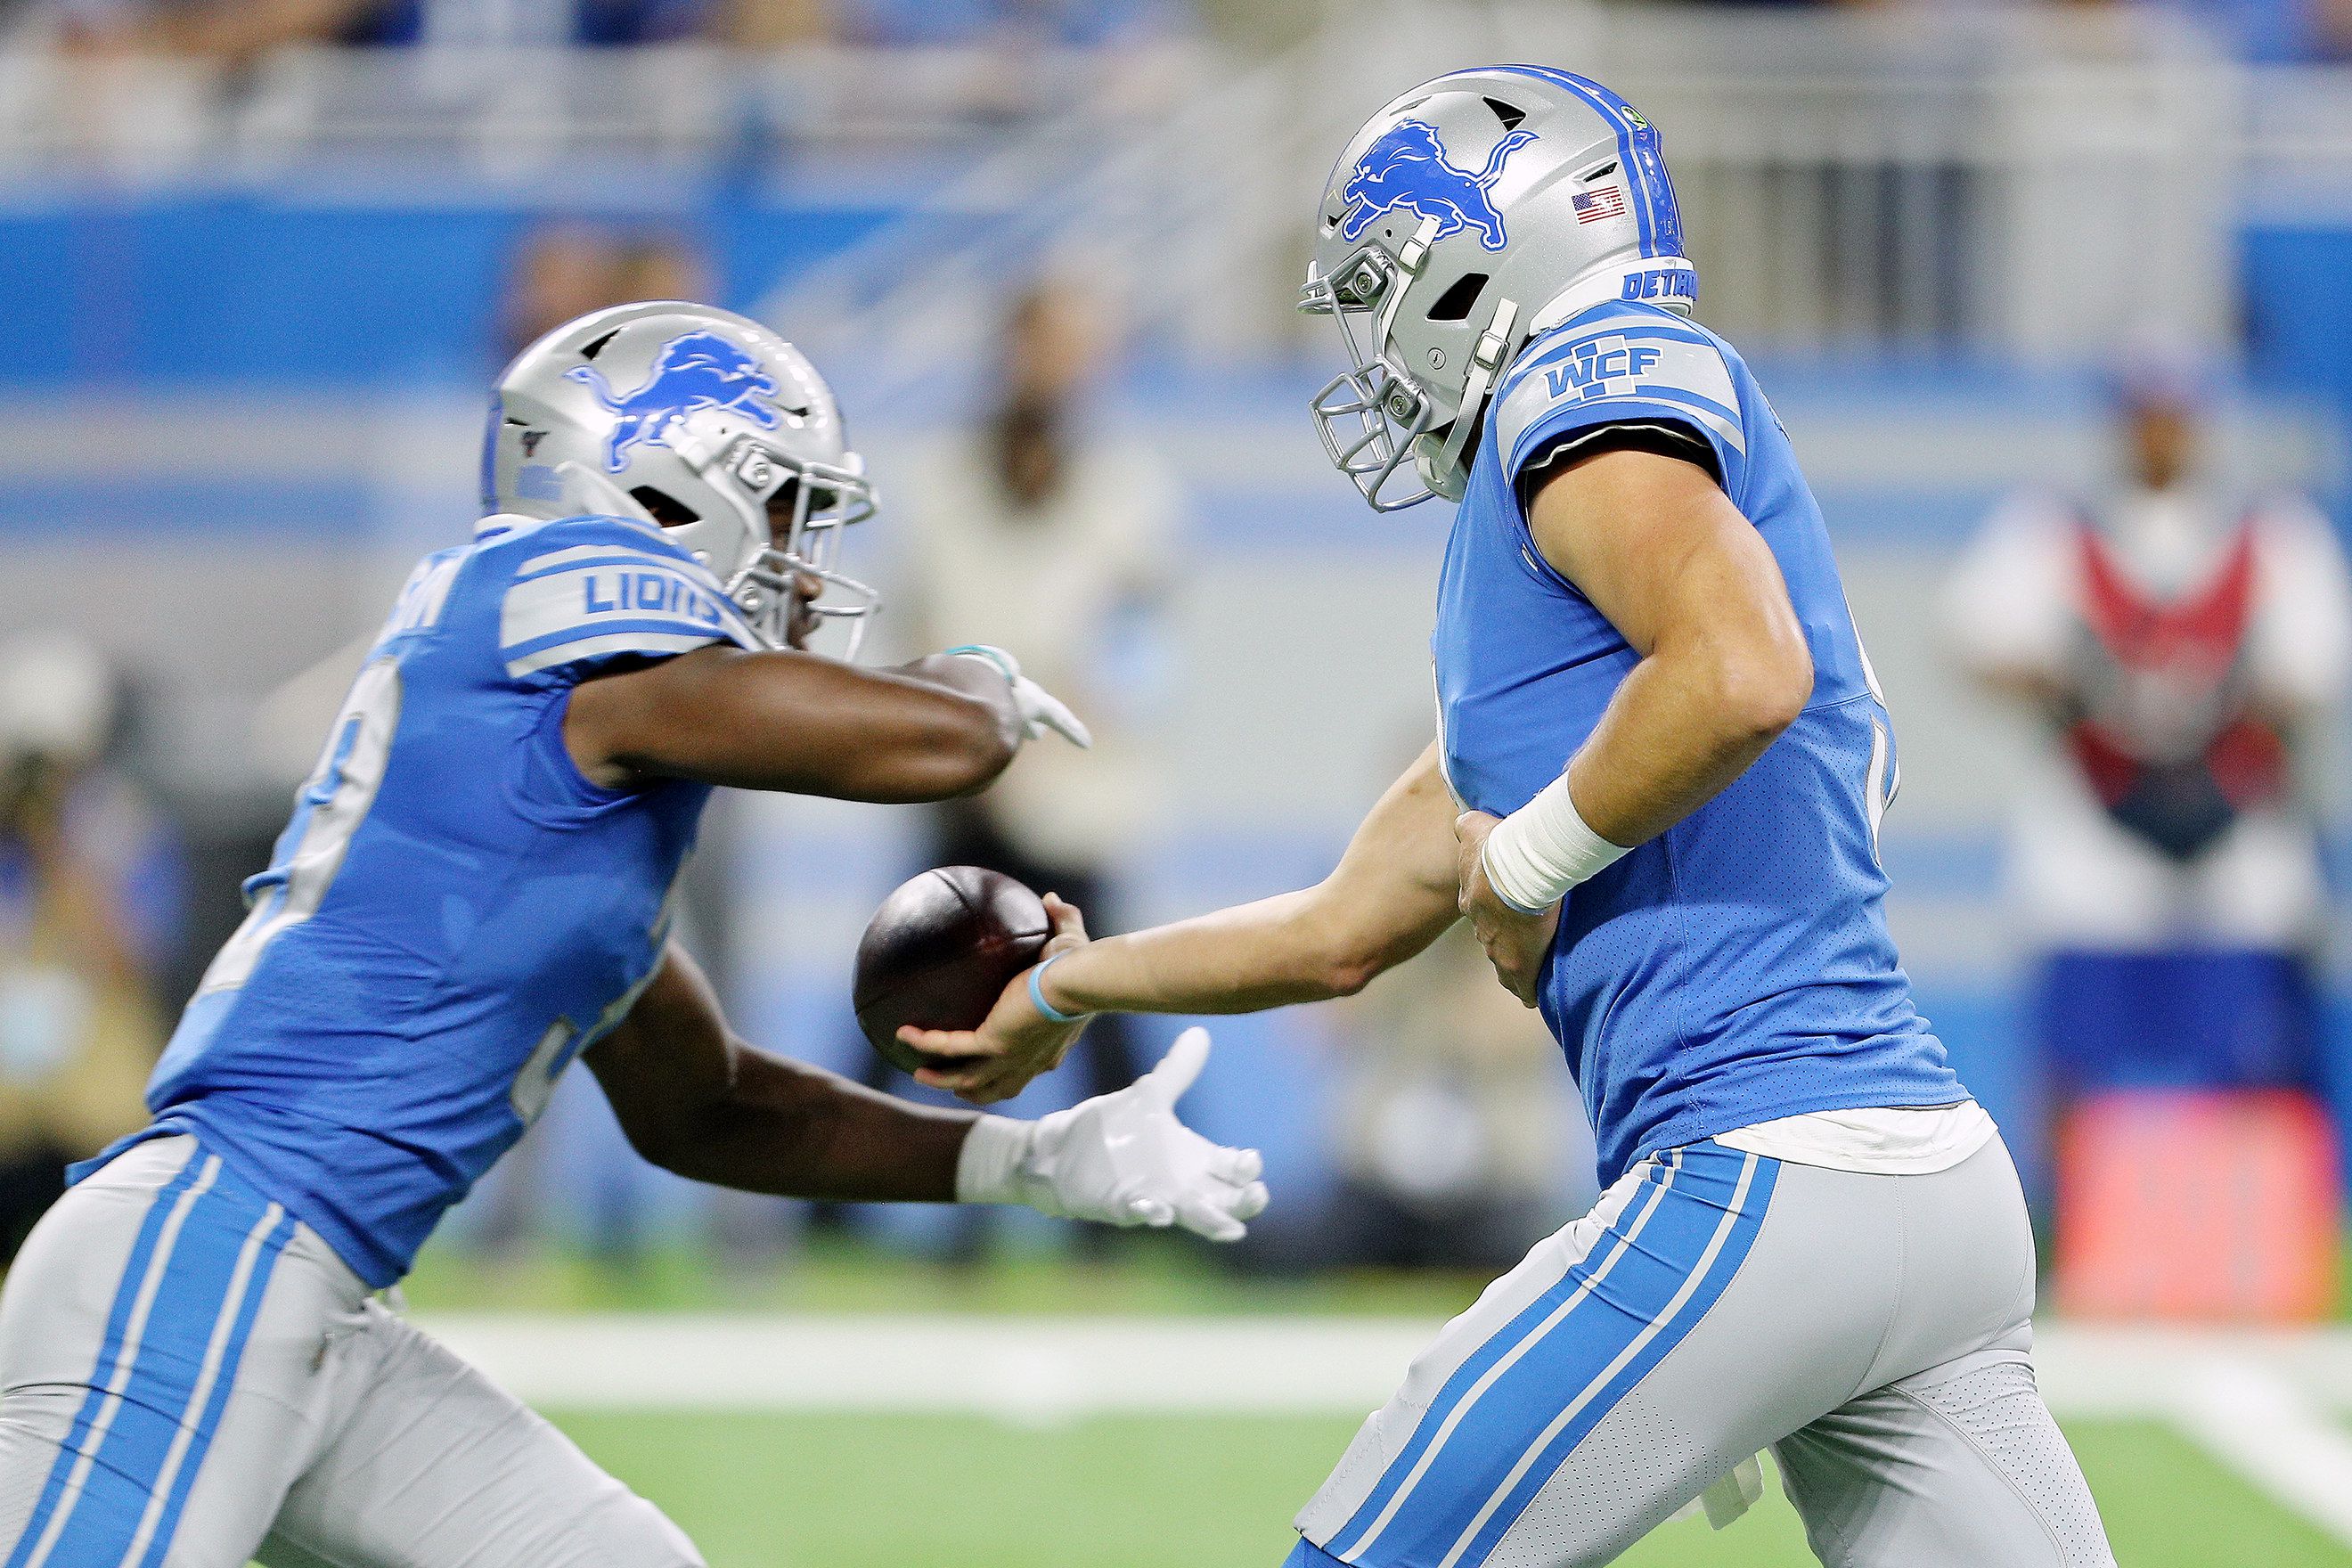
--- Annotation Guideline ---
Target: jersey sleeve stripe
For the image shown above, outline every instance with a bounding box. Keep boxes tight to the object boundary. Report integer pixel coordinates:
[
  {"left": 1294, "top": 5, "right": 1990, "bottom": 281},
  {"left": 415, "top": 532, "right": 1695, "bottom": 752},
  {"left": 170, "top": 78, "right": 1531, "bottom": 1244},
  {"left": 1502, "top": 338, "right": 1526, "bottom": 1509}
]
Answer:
[
  {"left": 514, "top": 543, "right": 713, "bottom": 584},
  {"left": 503, "top": 628, "right": 739, "bottom": 679},
  {"left": 500, "top": 559, "right": 757, "bottom": 675},
  {"left": 1494, "top": 328, "right": 1744, "bottom": 462},
  {"left": 1507, "top": 396, "right": 1744, "bottom": 469},
  {"left": 1630, "top": 383, "right": 1743, "bottom": 430},
  {"left": 1520, "top": 325, "right": 1714, "bottom": 369}
]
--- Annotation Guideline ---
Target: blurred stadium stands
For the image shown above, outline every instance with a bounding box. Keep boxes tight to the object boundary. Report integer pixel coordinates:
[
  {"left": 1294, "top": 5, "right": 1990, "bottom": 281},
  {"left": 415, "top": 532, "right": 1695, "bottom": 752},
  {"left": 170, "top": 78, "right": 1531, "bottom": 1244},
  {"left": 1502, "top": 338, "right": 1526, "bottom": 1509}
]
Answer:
[{"left": 5, "top": 0, "right": 2352, "bottom": 1274}]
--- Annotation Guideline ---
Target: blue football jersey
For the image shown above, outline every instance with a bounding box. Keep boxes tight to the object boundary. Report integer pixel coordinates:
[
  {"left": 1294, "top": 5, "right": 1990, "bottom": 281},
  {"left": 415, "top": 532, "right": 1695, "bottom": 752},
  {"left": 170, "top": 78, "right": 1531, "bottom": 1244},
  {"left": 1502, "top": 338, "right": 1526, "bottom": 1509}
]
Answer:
[
  {"left": 76, "top": 512, "right": 761, "bottom": 1286},
  {"left": 1435, "top": 299, "right": 1963, "bottom": 1186}
]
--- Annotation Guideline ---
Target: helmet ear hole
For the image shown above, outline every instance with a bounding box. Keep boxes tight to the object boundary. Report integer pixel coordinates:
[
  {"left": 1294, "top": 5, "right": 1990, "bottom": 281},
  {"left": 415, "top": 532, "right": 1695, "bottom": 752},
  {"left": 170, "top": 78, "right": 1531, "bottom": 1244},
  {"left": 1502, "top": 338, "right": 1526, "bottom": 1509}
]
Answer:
[
  {"left": 628, "top": 486, "right": 699, "bottom": 526},
  {"left": 1426, "top": 272, "right": 1490, "bottom": 323}
]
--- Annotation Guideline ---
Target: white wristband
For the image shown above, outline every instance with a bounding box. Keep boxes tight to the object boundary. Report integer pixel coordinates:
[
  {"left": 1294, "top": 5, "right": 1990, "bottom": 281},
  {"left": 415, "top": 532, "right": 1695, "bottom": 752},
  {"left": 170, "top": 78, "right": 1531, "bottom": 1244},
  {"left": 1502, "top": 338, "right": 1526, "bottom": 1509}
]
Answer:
[
  {"left": 954, "top": 1115, "right": 1036, "bottom": 1205},
  {"left": 1480, "top": 771, "right": 1629, "bottom": 913}
]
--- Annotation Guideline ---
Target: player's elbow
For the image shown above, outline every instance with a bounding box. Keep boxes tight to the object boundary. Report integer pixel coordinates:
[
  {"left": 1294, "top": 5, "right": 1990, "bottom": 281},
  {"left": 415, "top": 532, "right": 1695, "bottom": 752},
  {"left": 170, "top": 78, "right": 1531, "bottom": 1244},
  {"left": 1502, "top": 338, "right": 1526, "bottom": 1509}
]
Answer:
[
  {"left": 886, "top": 695, "right": 1020, "bottom": 801},
  {"left": 610, "top": 1104, "right": 698, "bottom": 1178},
  {"left": 1703, "top": 632, "right": 1812, "bottom": 747},
  {"left": 1305, "top": 907, "right": 1397, "bottom": 1000},
  {"left": 1319, "top": 946, "right": 1384, "bottom": 1000},
  {"left": 932, "top": 698, "right": 1022, "bottom": 796}
]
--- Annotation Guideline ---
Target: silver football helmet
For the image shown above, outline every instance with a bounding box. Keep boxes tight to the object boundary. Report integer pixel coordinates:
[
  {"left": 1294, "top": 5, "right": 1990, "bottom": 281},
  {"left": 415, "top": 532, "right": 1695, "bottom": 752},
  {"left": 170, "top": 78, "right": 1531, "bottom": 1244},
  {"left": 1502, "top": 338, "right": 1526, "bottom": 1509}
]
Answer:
[
  {"left": 1303, "top": 66, "right": 1699, "bottom": 510},
  {"left": 483, "top": 300, "right": 879, "bottom": 654}
]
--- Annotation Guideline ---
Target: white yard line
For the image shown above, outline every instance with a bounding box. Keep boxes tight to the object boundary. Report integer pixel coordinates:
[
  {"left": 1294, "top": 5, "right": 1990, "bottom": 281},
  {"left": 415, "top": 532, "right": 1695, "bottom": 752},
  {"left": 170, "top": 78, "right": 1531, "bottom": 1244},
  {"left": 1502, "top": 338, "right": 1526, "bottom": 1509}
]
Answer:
[
  {"left": 2029, "top": 1324, "right": 2352, "bottom": 1548},
  {"left": 422, "top": 1314, "right": 2352, "bottom": 1416},
  {"left": 2168, "top": 1357, "right": 2352, "bottom": 1548},
  {"left": 421, "top": 1313, "right": 1440, "bottom": 1424},
  {"left": 419, "top": 1311, "right": 2352, "bottom": 1544}
]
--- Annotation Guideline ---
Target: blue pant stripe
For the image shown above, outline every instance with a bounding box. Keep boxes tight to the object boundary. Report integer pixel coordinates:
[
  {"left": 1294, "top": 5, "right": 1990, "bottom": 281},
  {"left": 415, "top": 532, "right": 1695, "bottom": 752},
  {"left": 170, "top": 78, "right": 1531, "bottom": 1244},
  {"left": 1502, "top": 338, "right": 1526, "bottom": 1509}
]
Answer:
[
  {"left": 4, "top": 1150, "right": 206, "bottom": 1568},
  {"left": 1335, "top": 1146, "right": 1776, "bottom": 1568},
  {"left": 1324, "top": 1155, "right": 1685, "bottom": 1559},
  {"left": 1447, "top": 1152, "right": 1780, "bottom": 1566},
  {"left": 37, "top": 1164, "right": 272, "bottom": 1568},
  {"left": 132, "top": 1209, "right": 292, "bottom": 1568}
]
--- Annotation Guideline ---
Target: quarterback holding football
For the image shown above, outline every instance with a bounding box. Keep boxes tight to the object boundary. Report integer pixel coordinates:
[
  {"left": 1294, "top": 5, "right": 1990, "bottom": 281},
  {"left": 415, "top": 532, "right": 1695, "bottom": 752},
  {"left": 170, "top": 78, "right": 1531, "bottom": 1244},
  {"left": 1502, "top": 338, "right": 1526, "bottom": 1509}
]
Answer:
[{"left": 910, "top": 66, "right": 2118, "bottom": 1568}]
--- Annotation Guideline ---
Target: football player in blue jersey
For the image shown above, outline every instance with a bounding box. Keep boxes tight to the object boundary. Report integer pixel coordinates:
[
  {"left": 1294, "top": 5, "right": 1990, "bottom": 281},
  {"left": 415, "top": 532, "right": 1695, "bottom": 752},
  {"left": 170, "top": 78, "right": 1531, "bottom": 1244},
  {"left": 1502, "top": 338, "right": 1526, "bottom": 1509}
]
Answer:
[
  {"left": 903, "top": 69, "right": 2118, "bottom": 1568},
  {"left": 0, "top": 300, "right": 1269, "bottom": 1568}
]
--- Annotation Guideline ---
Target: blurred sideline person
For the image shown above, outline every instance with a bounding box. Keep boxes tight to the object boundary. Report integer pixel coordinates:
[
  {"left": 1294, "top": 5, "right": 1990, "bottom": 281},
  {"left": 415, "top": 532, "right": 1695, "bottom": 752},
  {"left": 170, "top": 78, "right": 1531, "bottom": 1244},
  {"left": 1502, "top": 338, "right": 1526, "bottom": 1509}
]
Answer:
[
  {"left": 0, "top": 301, "right": 1265, "bottom": 1568},
  {"left": 865, "top": 280, "right": 1173, "bottom": 1254},
  {"left": 1944, "top": 366, "right": 2352, "bottom": 1094},
  {"left": 503, "top": 224, "right": 715, "bottom": 362},
  {"left": 0, "top": 635, "right": 172, "bottom": 1261},
  {"left": 483, "top": 221, "right": 748, "bottom": 1270},
  {"left": 908, "top": 68, "right": 2116, "bottom": 1568},
  {"left": 1324, "top": 924, "right": 1581, "bottom": 1272}
]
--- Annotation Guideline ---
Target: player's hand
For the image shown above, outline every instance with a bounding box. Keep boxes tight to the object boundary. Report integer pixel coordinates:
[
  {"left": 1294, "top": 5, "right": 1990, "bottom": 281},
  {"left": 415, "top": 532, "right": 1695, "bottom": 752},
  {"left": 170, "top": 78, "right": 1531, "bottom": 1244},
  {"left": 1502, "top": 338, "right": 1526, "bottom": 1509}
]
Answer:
[
  {"left": 962, "top": 1027, "right": 1268, "bottom": 1241},
  {"left": 781, "top": 568, "right": 826, "bottom": 650},
  {"left": 947, "top": 645, "right": 1092, "bottom": 749},
  {"left": 902, "top": 892, "right": 1090, "bottom": 1104},
  {"left": 1455, "top": 810, "right": 1560, "bottom": 1008}
]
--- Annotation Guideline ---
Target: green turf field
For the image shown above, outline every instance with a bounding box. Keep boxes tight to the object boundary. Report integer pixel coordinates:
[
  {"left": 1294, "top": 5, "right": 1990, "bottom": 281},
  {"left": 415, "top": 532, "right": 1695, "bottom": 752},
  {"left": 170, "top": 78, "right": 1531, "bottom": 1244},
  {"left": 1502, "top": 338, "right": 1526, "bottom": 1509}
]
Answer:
[{"left": 548, "top": 1409, "right": 2352, "bottom": 1567}]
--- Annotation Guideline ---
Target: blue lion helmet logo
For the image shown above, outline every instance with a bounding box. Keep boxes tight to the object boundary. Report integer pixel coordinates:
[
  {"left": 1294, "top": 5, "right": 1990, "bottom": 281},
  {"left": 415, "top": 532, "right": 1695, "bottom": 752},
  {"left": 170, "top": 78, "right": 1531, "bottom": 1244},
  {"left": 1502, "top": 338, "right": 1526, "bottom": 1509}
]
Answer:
[
  {"left": 567, "top": 331, "right": 784, "bottom": 474},
  {"left": 1339, "top": 118, "right": 1537, "bottom": 253}
]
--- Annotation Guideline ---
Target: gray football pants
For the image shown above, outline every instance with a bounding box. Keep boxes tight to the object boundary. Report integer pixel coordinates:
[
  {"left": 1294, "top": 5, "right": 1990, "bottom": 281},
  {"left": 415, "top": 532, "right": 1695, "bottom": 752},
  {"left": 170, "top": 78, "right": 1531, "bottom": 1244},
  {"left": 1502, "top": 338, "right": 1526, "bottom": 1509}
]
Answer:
[
  {"left": 0, "top": 1136, "right": 700, "bottom": 1568},
  {"left": 1294, "top": 1136, "right": 2116, "bottom": 1567}
]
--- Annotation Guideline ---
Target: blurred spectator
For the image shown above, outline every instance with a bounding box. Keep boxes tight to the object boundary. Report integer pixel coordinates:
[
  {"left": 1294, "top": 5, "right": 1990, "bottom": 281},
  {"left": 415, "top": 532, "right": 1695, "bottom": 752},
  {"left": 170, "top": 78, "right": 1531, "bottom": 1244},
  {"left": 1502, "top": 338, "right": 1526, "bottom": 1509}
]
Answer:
[
  {"left": 2160, "top": 0, "right": 2352, "bottom": 61},
  {"left": 878, "top": 276, "right": 1176, "bottom": 1256},
  {"left": 835, "top": 0, "right": 1181, "bottom": 46},
  {"left": 42, "top": 0, "right": 739, "bottom": 54},
  {"left": 345, "top": 0, "right": 712, "bottom": 47},
  {"left": 617, "top": 233, "right": 714, "bottom": 309},
  {"left": 502, "top": 222, "right": 711, "bottom": 357},
  {"left": 710, "top": 0, "right": 830, "bottom": 45},
  {"left": 1321, "top": 924, "right": 1582, "bottom": 1271},
  {"left": 37, "top": 0, "right": 1197, "bottom": 51},
  {"left": 1943, "top": 363, "right": 2352, "bottom": 1095},
  {"left": 45, "top": 0, "right": 371, "bottom": 64},
  {"left": 0, "top": 634, "right": 177, "bottom": 1262}
]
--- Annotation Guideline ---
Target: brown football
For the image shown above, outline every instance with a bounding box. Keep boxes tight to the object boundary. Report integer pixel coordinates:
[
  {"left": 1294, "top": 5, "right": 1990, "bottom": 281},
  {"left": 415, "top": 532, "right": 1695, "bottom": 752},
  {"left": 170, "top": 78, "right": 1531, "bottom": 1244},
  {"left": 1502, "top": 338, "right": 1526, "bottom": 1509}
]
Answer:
[{"left": 853, "top": 866, "right": 1051, "bottom": 1074}]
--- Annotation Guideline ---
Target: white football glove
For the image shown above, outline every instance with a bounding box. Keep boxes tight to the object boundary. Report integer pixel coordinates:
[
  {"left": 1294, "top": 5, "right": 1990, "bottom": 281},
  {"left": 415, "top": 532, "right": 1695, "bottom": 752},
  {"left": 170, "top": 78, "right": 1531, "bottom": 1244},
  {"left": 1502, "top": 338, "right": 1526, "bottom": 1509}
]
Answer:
[
  {"left": 946, "top": 644, "right": 1092, "bottom": 750},
  {"left": 955, "top": 1027, "right": 1269, "bottom": 1242}
]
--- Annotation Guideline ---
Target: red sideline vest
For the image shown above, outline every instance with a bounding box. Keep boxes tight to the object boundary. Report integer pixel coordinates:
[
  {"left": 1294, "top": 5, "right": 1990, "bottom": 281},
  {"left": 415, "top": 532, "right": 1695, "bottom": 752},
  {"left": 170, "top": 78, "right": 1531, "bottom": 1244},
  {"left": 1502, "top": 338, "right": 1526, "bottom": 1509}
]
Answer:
[{"left": 2063, "top": 513, "right": 2288, "bottom": 860}]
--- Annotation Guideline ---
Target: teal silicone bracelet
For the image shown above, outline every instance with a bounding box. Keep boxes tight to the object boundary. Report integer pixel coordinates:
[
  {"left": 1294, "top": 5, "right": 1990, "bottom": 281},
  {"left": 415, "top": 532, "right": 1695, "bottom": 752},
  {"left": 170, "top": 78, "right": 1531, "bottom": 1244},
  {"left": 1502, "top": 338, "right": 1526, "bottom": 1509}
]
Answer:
[
  {"left": 943, "top": 644, "right": 1011, "bottom": 675},
  {"left": 1028, "top": 952, "right": 1088, "bottom": 1025}
]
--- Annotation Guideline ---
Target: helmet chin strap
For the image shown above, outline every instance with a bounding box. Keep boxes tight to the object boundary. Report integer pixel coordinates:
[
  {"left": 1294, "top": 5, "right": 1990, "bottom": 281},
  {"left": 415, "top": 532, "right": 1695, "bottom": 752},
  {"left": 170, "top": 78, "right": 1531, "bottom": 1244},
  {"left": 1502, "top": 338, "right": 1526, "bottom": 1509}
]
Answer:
[{"left": 1425, "top": 294, "right": 1521, "bottom": 495}]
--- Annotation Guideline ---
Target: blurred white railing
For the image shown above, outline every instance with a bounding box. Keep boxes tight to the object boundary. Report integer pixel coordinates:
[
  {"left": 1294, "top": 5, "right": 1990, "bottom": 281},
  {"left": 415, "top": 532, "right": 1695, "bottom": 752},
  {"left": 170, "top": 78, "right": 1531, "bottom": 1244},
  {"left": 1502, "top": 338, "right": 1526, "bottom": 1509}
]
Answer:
[
  {"left": 768, "top": 3, "right": 2287, "bottom": 385},
  {"left": 5, "top": 7, "right": 2350, "bottom": 371},
  {"left": 0, "top": 40, "right": 1202, "bottom": 174}
]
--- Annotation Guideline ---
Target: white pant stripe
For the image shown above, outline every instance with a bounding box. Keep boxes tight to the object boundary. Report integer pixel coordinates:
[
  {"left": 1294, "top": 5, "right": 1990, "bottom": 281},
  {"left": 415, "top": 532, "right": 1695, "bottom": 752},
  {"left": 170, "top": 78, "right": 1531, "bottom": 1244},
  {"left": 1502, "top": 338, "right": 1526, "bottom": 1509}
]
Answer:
[
  {"left": 1339, "top": 1157, "right": 1684, "bottom": 1564},
  {"left": 114, "top": 1202, "right": 285, "bottom": 1568},
  {"left": 22, "top": 1155, "right": 223, "bottom": 1568},
  {"left": 1433, "top": 1153, "right": 1762, "bottom": 1568}
]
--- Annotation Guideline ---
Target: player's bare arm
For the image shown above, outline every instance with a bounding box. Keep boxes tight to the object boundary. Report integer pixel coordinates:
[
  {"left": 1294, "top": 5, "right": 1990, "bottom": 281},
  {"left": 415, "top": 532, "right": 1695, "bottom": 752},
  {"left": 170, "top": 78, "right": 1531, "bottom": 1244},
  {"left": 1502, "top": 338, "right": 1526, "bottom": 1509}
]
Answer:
[
  {"left": 564, "top": 643, "right": 1030, "bottom": 801},
  {"left": 901, "top": 742, "right": 1461, "bottom": 1103},
  {"left": 589, "top": 941, "right": 973, "bottom": 1201},
  {"left": 1458, "top": 446, "right": 1814, "bottom": 1002},
  {"left": 590, "top": 939, "right": 1266, "bottom": 1234}
]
